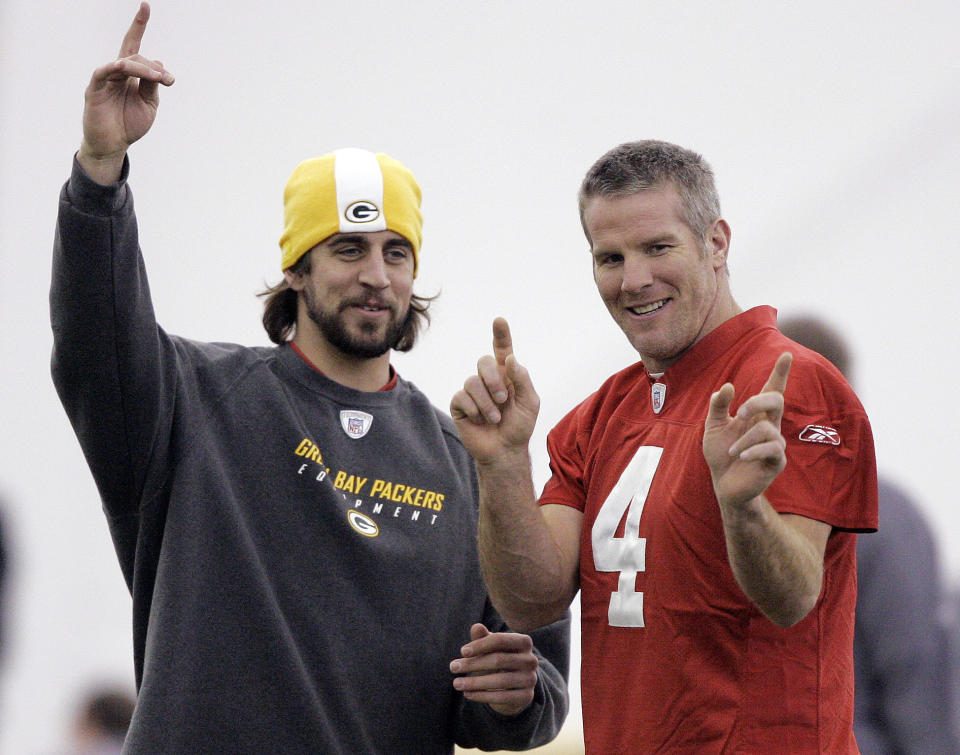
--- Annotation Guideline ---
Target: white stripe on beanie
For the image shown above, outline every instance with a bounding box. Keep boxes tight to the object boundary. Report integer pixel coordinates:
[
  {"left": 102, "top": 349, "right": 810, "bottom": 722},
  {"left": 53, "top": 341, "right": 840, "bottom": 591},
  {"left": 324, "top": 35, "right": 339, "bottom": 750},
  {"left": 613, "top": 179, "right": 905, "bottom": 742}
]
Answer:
[{"left": 334, "top": 148, "right": 388, "bottom": 234}]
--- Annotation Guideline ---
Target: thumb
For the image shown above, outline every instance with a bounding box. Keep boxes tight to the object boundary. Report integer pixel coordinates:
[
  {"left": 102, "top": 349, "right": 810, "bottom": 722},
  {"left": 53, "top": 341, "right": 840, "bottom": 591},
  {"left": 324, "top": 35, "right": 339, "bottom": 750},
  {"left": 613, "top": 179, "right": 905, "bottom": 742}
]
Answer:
[
  {"left": 470, "top": 623, "right": 490, "bottom": 642},
  {"left": 137, "top": 75, "right": 160, "bottom": 105},
  {"left": 706, "top": 383, "right": 735, "bottom": 423}
]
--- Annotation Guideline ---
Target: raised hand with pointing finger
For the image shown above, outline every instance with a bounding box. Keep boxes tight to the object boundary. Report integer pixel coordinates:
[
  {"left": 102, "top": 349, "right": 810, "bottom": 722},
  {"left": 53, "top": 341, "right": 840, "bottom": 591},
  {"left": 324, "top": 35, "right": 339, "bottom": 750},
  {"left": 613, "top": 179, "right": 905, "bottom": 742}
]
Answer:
[
  {"left": 702, "top": 351, "right": 793, "bottom": 509},
  {"left": 450, "top": 317, "right": 541, "bottom": 465},
  {"left": 79, "top": 2, "right": 174, "bottom": 185}
]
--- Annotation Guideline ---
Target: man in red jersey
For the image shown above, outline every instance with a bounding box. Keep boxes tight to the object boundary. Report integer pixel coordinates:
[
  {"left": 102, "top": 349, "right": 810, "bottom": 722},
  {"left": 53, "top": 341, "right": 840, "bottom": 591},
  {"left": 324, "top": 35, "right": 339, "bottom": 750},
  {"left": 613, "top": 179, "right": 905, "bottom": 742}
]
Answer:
[{"left": 451, "top": 140, "right": 877, "bottom": 753}]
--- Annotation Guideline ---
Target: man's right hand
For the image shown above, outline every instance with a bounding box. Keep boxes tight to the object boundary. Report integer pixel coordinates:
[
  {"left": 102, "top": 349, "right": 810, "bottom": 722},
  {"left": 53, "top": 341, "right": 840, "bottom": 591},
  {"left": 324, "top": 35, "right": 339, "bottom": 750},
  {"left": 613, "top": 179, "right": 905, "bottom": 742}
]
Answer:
[
  {"left": 450, "top": 318, "right": 540, "bottom": 466},
  {"left": 78, "top": 2, "right": 174, "bottom": 184}
]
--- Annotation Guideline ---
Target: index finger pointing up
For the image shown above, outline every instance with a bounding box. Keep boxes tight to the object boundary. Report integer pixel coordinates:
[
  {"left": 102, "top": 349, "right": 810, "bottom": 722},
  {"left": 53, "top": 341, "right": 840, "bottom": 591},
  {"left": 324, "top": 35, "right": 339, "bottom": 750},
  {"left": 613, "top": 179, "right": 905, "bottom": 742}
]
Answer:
[
  {"left": 492, "top": 317, "right": 514, "bottom": 366},
  {"left": 119, "top": 2, "right": 151, "bottom": 58},
  {"left": 761, "top": 352, "right": 793, "bottom": 396}
]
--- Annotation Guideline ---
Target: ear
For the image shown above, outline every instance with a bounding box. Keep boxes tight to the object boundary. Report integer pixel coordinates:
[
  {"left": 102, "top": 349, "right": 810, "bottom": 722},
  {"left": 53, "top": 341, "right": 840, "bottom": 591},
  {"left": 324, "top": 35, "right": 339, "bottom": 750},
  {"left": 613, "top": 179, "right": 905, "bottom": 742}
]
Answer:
[
  {"left": 705, "top": 218, "right": 731, "bottom": 270},
  {"left": 283, "top": 266, "right": 304, "bottom": 291}
]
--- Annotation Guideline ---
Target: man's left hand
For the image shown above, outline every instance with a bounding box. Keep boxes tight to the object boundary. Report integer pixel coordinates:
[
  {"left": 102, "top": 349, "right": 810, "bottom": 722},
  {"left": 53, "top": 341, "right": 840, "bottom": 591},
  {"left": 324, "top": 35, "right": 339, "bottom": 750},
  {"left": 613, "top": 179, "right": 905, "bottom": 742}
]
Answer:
[
  {"left": 703, "top": 352, "right": 792, "bottom": 508},
  {"left": 450, "top": 623, "right": 539, "bottom": 716}
]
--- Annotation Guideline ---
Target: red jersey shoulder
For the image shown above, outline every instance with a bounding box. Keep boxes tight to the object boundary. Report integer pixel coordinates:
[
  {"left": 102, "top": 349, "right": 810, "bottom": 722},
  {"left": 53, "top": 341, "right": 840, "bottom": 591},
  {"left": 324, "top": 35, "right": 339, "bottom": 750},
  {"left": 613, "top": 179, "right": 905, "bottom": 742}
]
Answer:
[
  {"left": 777, "top": 336, "right": 865, "bottom": 418},
  {"left": 722, "top": 329, "right": 860, "bottom": 412},
  {"left": 542, "top": 360, "right": 648, "bottom": 511},
  {"left": 714, "top": 327, "right": 869, "bottom": 448},
  {"left": 552, "top": 360, "right": 647, "bottom": 440}
]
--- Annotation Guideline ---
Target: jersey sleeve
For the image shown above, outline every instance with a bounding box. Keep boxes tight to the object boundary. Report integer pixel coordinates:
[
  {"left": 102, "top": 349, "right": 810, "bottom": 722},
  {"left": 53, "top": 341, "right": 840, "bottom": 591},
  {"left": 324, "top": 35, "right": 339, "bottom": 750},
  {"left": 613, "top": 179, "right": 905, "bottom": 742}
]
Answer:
[
  {"left": 765, "top": 352, "right": 878, "bottom": 531},
  {"left": 539, "top": 401, "right": 591, "bottom": 511}
]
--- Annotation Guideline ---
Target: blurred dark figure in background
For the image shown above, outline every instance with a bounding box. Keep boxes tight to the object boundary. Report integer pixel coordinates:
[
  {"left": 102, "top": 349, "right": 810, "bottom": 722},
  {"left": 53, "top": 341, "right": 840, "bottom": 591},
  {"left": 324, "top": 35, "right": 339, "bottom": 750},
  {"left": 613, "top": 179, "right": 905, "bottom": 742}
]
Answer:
[
  {"left": 0, "top": 503, "right": 8, "bottom": 665},
  {"left": 779, "top": 315, "right": 960, "bottom": 754},
  {"left": 947, "top": 589, "right": 960, "bottom": 741},
  {"left": 68, "top": 686, "right": 135, "bottom": 755}
]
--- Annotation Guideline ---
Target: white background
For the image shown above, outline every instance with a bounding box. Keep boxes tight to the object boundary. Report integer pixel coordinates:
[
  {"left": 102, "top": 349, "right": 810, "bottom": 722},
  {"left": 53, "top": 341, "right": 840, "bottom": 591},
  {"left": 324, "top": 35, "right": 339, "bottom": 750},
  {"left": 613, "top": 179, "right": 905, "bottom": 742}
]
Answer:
[{"left": 1, "top": 1, "right": 958, "bottom": 751}]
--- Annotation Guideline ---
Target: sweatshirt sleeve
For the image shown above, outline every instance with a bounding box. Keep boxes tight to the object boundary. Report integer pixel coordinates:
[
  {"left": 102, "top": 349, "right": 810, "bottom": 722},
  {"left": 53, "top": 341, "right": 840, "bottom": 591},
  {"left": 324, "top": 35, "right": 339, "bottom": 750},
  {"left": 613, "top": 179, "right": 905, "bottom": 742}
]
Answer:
[
  {"left": 50, "top": 155, "right": 179, "bottom": 528},
  {"left": 453, "top": 603, "right": 571, "bottom": 751}
]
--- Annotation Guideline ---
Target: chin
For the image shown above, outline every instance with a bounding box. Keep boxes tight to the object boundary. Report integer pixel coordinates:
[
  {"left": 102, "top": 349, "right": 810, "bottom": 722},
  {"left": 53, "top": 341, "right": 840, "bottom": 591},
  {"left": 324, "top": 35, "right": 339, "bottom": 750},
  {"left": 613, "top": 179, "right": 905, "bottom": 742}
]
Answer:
[{"left": 631, "top": 339, "right": 676, "bottom": 365}]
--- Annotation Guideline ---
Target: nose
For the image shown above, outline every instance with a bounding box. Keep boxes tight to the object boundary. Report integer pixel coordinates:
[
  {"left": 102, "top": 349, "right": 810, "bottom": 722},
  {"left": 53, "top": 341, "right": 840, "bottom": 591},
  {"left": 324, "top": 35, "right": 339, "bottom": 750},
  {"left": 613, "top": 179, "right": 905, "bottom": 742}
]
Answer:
[
  {"left": 357, "top": 252, "right": 390, "bottom": 289},
  {"left": 620, "top": 254, "right": 654, "bottom": 293}
]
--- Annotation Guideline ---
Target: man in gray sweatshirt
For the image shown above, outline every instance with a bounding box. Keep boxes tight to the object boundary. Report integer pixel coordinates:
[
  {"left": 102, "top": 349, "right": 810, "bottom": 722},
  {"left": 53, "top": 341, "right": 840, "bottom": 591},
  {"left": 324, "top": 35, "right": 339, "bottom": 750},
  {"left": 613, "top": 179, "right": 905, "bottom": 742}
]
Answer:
[{"left": 50, "top": 4, "right": 569, "bottom": 752}]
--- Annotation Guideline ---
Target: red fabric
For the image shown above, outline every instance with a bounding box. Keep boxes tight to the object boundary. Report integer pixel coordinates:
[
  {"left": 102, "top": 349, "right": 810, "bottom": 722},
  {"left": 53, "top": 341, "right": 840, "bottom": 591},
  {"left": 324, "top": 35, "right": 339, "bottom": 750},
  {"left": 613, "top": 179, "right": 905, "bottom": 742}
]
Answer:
[
  {"left": 289, "top": 342, "right": 398, "bottom": 391},
  {"left": 540, "top": 307, "right": 877, "bottom": 753}
]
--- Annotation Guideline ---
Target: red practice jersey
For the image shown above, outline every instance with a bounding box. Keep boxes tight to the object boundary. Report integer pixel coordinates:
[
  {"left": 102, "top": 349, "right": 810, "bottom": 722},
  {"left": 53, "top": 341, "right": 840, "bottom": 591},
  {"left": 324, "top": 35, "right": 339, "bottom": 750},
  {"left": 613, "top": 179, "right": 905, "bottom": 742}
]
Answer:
[{"left": 540, "top": 307, "right": 877, "bottom": 754}]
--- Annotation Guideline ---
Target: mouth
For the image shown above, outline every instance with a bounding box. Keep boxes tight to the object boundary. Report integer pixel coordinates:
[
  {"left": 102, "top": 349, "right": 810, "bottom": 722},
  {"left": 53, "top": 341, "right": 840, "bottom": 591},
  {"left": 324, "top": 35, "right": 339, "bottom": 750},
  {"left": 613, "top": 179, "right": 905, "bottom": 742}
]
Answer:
[
  {"left": 345, "top": 298, "right": 392, "bottom": 315},
  {"left": 625, "top": 299, "right": 667, "bottom": 316}
]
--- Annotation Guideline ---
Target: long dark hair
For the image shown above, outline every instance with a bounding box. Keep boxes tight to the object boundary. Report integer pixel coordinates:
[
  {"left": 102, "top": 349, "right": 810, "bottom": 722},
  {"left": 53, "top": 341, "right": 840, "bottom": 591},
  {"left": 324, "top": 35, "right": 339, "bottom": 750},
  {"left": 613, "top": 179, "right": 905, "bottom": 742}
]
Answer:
[{"left": 257, "top": 254, "right": 435, "bottom": 351}]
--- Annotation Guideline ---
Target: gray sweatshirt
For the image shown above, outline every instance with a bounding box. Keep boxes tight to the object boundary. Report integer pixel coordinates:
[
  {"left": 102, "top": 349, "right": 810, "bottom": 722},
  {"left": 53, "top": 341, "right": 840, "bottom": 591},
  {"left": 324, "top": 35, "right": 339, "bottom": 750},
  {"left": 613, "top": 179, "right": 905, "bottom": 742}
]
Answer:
[
  {"left": 853, "top": 478, "right": 960, "bottom": 754},
  {"left": 50, "top": 157, "right": 569, "bottom": 754}
]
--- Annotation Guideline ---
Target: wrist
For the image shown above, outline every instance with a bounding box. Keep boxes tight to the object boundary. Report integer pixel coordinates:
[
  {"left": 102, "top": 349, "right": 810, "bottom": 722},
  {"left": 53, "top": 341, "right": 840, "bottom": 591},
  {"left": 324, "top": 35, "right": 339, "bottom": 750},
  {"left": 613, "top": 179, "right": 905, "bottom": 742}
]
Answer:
[
  {"left": 715, "top": 488, "right": 766, "bottom": 519},
  {"left": 77, "top": 143, "right": 127, "bottom": 185},
  {"left": 474, "top": 447, "right": 531, "bottom": 475},
  {"left": 486, "top": 701, "right": 529, "bottom": 718}
]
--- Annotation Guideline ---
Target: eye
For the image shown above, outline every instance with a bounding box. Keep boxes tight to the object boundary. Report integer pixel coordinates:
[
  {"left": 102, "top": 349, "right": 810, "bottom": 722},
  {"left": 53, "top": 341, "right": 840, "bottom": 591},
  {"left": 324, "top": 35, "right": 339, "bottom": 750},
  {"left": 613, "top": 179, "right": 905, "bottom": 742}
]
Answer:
[
  {"left": 385, "top": 246, "right": 411, "bottom": 263},
  {"left": 647, "top": 244, "right": 671, "bottom": 255},
  {"left": 336, "top": 246, "right": 363, "bottom": 259},
  {"left": 594, "top": 252, "right": 623, "bottom": 267}
]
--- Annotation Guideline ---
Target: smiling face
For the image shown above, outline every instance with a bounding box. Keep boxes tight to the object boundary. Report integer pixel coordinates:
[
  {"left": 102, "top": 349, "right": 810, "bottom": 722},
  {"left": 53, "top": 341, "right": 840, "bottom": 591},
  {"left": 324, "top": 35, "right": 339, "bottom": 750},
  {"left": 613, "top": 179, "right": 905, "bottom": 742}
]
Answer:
[
  {"left": 285, "top": 230, "right": 415, "bottom": 361},
  {"left": 584, "top": 184, "right": 738, "bottom": 374}
]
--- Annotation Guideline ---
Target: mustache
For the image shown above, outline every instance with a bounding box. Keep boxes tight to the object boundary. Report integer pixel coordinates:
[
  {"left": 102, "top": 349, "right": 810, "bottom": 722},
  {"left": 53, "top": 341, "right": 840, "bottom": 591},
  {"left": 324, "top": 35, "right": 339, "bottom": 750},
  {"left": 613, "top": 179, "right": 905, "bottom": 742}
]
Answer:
[{"left": 339, "top": 295, "right": 396, "bottom": 312}]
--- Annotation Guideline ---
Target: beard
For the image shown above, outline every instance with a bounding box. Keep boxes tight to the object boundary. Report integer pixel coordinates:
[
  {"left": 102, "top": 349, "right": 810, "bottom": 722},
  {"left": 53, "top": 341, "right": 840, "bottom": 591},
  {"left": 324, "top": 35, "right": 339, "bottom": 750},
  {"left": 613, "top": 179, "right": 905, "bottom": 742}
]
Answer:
[{"left": 303, "top": 287, "right": 408, "bottom": 359}]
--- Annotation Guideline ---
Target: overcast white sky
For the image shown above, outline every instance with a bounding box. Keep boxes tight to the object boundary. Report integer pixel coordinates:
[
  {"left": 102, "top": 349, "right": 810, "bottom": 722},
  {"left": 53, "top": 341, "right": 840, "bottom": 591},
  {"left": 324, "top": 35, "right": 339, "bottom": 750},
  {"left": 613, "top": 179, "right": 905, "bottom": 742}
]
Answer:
[{"left": 2, "top": 0, "right": 959, "bottom": 751}]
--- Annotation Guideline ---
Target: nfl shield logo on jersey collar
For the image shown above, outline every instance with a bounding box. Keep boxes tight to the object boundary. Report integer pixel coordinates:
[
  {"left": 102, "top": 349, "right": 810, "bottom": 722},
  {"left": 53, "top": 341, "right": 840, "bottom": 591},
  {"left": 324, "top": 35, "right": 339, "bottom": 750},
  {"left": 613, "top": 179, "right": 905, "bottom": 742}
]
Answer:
[
  {"left": 651, "top": 382, "right": 667, "bottom": 414},
  {"left": 340, "top": 410, "right": 373, "bottom": 439}
]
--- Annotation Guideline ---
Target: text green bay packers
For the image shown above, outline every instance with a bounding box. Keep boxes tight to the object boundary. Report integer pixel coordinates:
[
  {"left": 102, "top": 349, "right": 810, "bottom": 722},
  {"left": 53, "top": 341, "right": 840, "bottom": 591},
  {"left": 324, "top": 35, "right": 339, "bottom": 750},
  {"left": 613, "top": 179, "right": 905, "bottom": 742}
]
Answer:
[{"left": 294, "top": 437, "right": 444, "bottom": 511}]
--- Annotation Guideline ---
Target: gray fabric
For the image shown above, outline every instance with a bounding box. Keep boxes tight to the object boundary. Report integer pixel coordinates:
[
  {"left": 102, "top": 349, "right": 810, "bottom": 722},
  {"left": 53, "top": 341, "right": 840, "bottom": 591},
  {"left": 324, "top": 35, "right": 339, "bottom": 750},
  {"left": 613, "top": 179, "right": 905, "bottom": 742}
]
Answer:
[
  {"left": 854, "top": 477, "right": 959, "bottom": 754},
  {"left": 50, "top": 156, "right": 569, "bottom": 754}
]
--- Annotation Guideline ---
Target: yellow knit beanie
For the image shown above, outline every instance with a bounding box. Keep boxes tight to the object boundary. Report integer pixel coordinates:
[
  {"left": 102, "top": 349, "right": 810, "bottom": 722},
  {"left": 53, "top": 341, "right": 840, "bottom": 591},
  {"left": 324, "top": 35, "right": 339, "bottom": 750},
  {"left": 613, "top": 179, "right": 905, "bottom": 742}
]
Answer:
[{"left": 279, "top": 148, "right": 422, "bottom": 276}]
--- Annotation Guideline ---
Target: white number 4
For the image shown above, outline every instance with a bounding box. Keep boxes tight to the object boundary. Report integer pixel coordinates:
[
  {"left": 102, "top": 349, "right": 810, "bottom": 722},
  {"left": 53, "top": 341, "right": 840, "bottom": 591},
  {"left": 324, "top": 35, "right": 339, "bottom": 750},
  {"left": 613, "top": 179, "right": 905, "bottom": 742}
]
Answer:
[{"left": 591, "top": 445, "right": 663, "bottom": 627}]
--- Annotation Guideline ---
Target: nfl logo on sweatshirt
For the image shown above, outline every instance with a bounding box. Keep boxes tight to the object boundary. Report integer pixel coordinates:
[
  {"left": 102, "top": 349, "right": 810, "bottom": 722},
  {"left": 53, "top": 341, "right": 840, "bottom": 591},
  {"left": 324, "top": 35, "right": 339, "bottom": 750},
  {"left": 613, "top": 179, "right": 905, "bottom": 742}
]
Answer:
[{"left": 340, "top": 410, "right": 373, "bottom": 439}]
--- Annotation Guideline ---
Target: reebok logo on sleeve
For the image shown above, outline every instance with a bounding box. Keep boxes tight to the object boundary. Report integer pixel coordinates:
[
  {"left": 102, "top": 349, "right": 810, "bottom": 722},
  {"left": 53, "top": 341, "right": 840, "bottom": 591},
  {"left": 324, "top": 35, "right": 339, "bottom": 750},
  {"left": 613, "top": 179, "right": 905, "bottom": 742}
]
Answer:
[{"left": 799, "top": 424, "right": 841, "bottom": 445}]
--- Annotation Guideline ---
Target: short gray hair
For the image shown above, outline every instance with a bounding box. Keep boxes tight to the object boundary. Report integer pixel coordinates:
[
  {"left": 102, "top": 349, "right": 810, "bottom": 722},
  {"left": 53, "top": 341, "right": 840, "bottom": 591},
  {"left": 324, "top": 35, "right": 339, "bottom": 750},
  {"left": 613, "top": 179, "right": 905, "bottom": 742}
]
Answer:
[{"left": 578, "top": 140, "right": 721, "bottom": 242}]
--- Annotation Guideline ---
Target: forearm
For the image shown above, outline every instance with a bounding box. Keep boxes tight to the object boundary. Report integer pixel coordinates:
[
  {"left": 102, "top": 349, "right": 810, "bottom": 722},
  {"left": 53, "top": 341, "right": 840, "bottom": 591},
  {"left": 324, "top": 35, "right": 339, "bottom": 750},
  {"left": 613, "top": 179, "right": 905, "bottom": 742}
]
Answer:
[
  {"left": 51, "top": 155, "right": 170, "bottom": 513},
  {"left": 476, "top": 453, "right": 577, "bottom": 632},
  {"left": 52, "top": 156, "right": 147, "bottom": 390},
  {"left": 718, "top": 496, "right": 824, "bottom": 627}
]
